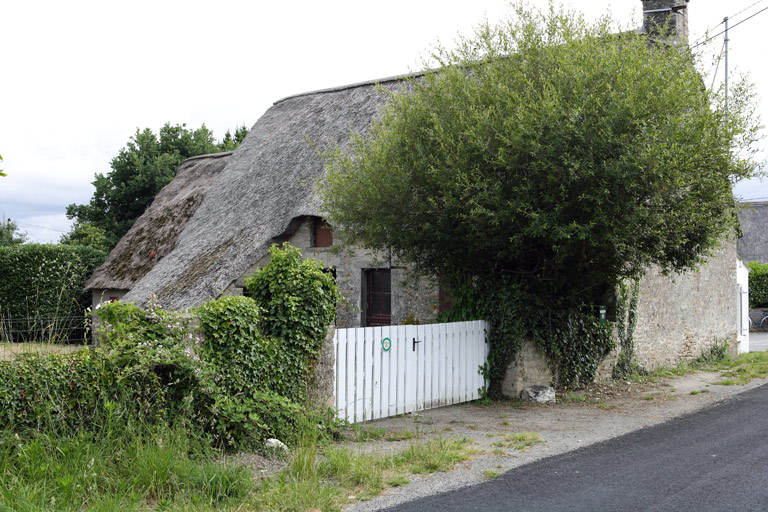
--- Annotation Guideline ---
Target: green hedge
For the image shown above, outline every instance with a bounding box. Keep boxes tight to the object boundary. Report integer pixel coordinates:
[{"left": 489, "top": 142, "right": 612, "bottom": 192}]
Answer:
[
  {"left": 0, "top": 244, "right": 106, "bottom": 342},
  {"left": 748, "top": 261, "right": 768, "bottom": 308},
  {"left": 1, "top": 243, "right": 341, "bottom": 449}
]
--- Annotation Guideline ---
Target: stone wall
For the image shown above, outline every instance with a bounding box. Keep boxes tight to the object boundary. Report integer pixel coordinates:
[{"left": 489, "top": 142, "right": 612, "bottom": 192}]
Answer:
[
  {"left": 737, "top": 202, "right": 768, "bottom": 264},
  {"left": 631, "top": 241, "right": 739, "bottom": 368},
  {"left": 501, "top": 338, "right": 554, "bottom": 396},
  {"left": 228, "top": 216, "right": 440, "bottom": 328},
  {"left": 307, "top": 326, "right": 337, "bottom": 409},
  {"left": 504, "top": 241, "right": 740, "bottom": 395}
]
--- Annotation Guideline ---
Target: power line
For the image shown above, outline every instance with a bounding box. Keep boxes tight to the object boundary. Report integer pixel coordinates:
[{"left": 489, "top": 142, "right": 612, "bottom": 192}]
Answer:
[
  {"left": 730, "top": 0, "right": 767, "bottom": 20},
  {"left": 692, "top": 5, "right": 768, "bottom": 48},
  {"left": 14, "top": 222, "right": 67, "bottom": 233},
  {"left": 710, "top": 37, "right": 726, "bottom": 91},
  {"left": 691, "top": 0, "right": 766, "bottom": 46}
]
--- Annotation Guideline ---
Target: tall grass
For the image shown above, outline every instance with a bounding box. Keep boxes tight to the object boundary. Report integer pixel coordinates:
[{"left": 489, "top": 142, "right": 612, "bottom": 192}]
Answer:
[{"left": 0, "top": 421, "right": 252, "bottom": 511}]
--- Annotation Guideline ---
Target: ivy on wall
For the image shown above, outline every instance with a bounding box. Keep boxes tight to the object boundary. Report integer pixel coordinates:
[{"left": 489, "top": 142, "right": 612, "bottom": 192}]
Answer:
[
  {"left": 439, "top": 273, "right": 614, "bottom": 395},
  {"left": 612, "top": 279, "right": 642, "bottom": 380}
]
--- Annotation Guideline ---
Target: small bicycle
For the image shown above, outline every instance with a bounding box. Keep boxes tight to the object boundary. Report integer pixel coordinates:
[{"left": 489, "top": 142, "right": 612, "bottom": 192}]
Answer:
[{"left": 748, "top": 309, "right": 768, "bottom": 331}]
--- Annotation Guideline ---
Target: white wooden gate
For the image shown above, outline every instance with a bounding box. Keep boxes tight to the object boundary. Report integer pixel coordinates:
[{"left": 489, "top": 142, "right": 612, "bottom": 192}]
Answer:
[{"left": 334, "top": 320, "right": 488, "bottom": 423}]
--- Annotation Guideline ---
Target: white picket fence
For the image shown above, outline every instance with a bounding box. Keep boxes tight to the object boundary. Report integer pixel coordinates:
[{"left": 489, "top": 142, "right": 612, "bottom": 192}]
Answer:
[{"left": 333, "top": 320, "right": 488, "bottom": 423}]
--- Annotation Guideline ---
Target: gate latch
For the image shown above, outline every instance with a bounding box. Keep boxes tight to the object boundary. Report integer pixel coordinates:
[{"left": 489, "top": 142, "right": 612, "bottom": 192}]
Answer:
[{"left": 412, "top": 338, "right": 422, "bottom": 352}]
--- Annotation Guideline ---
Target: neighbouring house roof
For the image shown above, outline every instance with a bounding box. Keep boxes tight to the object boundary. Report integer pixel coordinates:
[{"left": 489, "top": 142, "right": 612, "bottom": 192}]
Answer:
[
  {"left": 737, "top": 201, "right": 768, "bottom": 264},
  {"left": 121, "top": 76, "right": 410, "bottom": 309},
  {"left": 85, "top": 151, "right": 233, "bottom": 291}
]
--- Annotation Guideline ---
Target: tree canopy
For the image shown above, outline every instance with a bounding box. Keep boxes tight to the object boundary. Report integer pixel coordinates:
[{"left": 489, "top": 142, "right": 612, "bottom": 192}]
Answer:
[
  {"left": 319, "top": 4, "right": 762, "bottom": 390},
  {"left": 66, "top": 123, "right": 248, "bottom": 251},
  {"left": 0, "top": 219, "right": 27, "bottom": 247}
]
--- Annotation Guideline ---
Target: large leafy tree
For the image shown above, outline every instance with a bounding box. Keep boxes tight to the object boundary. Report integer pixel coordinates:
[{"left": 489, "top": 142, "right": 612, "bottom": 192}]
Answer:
[
  {"left": 66, "top": 123, "right": 248, "bottom": 250},
  {"left": 319, "top": 4, "right": 762, "bottom": 392}
]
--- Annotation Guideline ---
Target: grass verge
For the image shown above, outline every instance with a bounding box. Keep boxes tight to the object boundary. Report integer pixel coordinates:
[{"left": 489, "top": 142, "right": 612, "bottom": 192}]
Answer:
[
  {"left": 0, "top": 423, "right": 251, "bottom": 512},
  {"left": 1, "top": 423, "right": 477, "bottom": 512}
]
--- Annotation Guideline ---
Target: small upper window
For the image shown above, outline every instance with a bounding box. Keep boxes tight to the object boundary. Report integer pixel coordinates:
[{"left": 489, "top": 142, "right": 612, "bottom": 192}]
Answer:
[{"left": 312, "top": 218, "right": 333, "bottom": 248}]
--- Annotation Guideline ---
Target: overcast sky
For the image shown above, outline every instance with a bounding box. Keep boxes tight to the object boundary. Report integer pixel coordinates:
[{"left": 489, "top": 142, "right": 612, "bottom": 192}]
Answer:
[{"left": 1, "top": 0, "right": 765, "bottom": 243}]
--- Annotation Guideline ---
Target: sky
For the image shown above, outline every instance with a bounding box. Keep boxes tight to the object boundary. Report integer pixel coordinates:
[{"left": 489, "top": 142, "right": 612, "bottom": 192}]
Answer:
[{"left": 1, "top": 0, "right": 766, "bottom": 243}]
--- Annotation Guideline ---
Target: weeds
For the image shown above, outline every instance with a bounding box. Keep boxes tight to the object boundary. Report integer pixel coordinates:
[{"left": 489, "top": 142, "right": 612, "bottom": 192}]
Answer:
[
  {"left": 386, "top": 430, "right": 418, "bottom": 442},
  {"left": 502, "top": 432, "right": 543, "bottom": 451},
  {"left": 393, "top": 437, "right": 475, "bottom": 474},
  {"left": 563, "top": 392, "right": 587, "bottom": 403},
  {"left": 714, "top": 351, "right": 768, "bottom": 385},
  {"left": 350, "top": 425, "right": 387, "bottom": 442}
]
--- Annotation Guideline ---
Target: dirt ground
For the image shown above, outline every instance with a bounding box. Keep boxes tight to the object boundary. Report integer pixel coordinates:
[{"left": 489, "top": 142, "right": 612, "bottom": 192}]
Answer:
[
  {"left": 341, "top": 370, "right": 768, "bottom": 511},
  {"left": 221, "top": 369, "right": 768, "bottom": 511}
]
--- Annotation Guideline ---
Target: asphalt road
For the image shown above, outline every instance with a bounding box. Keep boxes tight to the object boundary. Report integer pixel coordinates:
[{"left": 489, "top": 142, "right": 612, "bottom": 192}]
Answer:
[
  {"left": 750, "top": 331, "right": 768, "bottom": 352},
  {"left": 383, "top": 383, "right": 768, "bottom": 512}
]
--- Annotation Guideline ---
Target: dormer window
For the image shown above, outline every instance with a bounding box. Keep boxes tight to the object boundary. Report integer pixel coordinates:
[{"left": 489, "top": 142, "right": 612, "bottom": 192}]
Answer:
[{"left": 312, "top": 217, "right": 333, "bottom": 248}]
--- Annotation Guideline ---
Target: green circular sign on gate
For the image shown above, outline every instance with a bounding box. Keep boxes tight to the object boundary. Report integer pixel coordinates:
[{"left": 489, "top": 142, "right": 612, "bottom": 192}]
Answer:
[{"left": 382, "top": 337, "right": 391, "bottom": 351}]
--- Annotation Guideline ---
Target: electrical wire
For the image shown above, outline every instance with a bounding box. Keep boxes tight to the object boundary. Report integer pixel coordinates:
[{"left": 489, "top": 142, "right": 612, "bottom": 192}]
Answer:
[
  {"left": 14, "top": 222, "right": 66, "bottom": 233},
  {"left": 690, "top": 0, "right": 766, "bottom": 47},
  {"left": 710, "top": 37, "right": 726, "bottom": 90},
  {"left": 692, "top": 5, "right": 768, "bottom": 49}
]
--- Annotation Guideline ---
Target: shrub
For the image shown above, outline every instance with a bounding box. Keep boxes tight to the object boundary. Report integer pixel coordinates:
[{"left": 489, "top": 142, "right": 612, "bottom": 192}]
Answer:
[
  {"left": 197, "top": 296, "right": 305, "bottom": 401},
  {"left": 245, "top": 243, "right": 341, "bottom": 399},
  {"left": 2, "top": 245, "right": 342, "bottom": 450},
  {"left": 748, "top": 261, "right": 768, "bottom": 308},
  {"left": 0, "top": 349, "right": 103, "bottom": 432},
  {"left": 0, "top": 244, "right": 106, "bottom": 342}
]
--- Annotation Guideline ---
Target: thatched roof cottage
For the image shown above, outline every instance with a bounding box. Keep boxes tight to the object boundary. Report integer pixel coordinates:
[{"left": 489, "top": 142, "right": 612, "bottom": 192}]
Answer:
[
  {"left": 87, "top": 0, "right": 750, "bottom": 392},
  {"left": 87, "top": 76, "right": 440, "bottom": 327}
]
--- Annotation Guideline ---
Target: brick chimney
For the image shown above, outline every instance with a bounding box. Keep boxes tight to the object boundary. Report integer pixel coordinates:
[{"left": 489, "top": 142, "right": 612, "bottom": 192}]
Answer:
[{"left": 642, "top": 0, "right": 689, "bottom": 39}]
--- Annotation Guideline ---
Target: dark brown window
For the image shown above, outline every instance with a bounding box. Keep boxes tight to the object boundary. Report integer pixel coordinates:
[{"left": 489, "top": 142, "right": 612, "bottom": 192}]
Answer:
[
  {"left": 312, "top": 218, "right": 333, "bottom": 248},
  {"left": 364, "top": 268, "right": 391, "bottom": 326}
]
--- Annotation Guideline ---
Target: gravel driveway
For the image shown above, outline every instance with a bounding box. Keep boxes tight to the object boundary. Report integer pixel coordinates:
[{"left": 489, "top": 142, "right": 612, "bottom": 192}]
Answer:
[{"left": 343, "top": 370, "right": 768, "bottom": 511}]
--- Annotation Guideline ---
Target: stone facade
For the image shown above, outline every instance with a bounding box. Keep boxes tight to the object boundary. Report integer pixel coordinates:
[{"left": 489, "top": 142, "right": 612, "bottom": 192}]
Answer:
[
  {"left": 631, "top": 242, "right": 740, "bottom": 368},
  {"left": 90, "top": 288, "right": 129, "bottom": 310},
  {"left": 226, "top": 216, "right": 440, "bottom": 329},
  {"left": 501, "top": 338, "right": 554, "bottom": 396},
  {"left": 503, "top": 241, "right": 743, "bottom": 396},
  {"left": 737, "top": 201, "right": 768, "bottom": 264}
]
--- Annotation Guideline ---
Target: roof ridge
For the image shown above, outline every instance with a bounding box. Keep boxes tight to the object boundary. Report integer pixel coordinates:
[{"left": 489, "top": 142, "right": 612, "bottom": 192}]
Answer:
[
  {"left": 272, "top": 69, "right": 427, "bottom": 105},
  {"left": 180, "top": 151, "right": 234, "bottom": 165}
]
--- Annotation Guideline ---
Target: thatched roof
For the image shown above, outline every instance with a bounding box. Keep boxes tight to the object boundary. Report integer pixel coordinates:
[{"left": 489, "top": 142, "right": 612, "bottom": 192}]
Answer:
[
  {"left": 123, "top": 76, "right": 410, "bottom": 309},
  {"left": 85, "top": 152, "right": 232, "bottom": 291},
  {"left": 737, "top": 201, "right": 768, "bottom": 264}
]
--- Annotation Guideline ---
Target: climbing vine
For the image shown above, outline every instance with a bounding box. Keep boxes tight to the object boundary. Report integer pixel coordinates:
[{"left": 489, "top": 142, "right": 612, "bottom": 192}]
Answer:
[
  {"left": 439, "top": 273, "right": 614, "bottom": 396},
  {"left": 612, "top": 279, "right": 642, "bottom": 380}
]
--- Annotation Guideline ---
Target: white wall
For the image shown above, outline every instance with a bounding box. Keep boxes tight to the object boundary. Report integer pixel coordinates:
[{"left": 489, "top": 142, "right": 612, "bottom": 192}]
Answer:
[{"left": 737, "top": 258, "right": 750, "bottom": 354}]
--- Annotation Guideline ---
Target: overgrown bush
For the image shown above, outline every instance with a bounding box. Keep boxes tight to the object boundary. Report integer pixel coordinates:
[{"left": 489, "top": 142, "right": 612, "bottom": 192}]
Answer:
[
  {"left": 439, "top": 273, "right": 614, "bottom": 395},
  {"left": 0, "top": 244, "right": 106, "bottom": 342},
  {"left": 1, "top": 244, "right": 341, "bottom": 450},
  {"left": 0, "top": 350, "right": 103, "bottom": 431},
  {"left": 245, "top": 243, "right": 341, "bottom": 399},
  {"left": 748, "top": 261, "right": 768, "bottom": 308}
]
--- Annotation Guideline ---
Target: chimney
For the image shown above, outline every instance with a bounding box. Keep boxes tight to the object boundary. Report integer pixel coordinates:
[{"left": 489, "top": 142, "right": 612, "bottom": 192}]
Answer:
[{"left": 642, "top": 0, "right": 689, "bottom": 39}]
